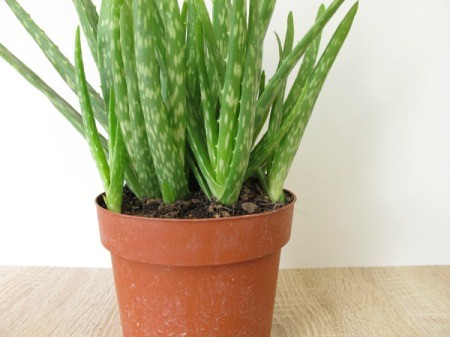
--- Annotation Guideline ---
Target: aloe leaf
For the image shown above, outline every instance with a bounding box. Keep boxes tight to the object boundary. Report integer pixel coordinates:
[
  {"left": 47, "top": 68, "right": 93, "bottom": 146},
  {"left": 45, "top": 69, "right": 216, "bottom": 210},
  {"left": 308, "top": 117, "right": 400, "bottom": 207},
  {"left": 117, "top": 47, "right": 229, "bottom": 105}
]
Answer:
[
  {"left": 133, "top": 0, "right": 188, "bottom": 202},
  {"left": 123, "top": 161, "right": 143, "bottom": 200},
  {"left": 185, "top": 1, "right": 200, "bottom": 106},
  {"left": 258, "top": 70, "right": 266, "bottom": 99},
  {"left": 82, "top": 0, "right": 99, "bottom": 35},
  {"left": 247, "top": 3, "right": 358, "bottom": 182},
  {"left": 249, "top": 5, "right": 324, "bottom": 179},
  {"left": 106, "top": 93, "right": 143, "bottom": 206},
  {"left": 112, "top": 0, "right": 159, "bottom": 198},
  {"left": 246, "top": 89, "right": 306, "bottom": 180},
  {"left": 206, "top": 0, "right": 226, "bottom": 114},
  {"left": 72, "top": 0, "right": 99, "bottom": 65},
  {"left": 74, "top": 0, "right": 99, "bottom": 37},
  {"left": 187, "top": 152, "right": 212, "bottom": 200},
  {"left": 196, "top": 22, "right": 218, "bottom": 170},
  {"left": 184, "top": 91, "right": 223, "bottom": 195},
  {"left": 206, "top": 57, "right": 220, "bottom": 117},
  {"left": 160, "top": 0, "right": 187, "bottom": 166},
  {"left": 186, "top": 100, "right": 225, "bottom": 198},
  {"left": 74, "top": 28, "right": 110, "bottom": 191},
  {"left": 181, "top": 1, "right": 188, "bottom": 38},
  {"left": 106, "top": 90, "right": 125, "bottom": 213},
  {"left": 149, "top": 2, "right": 169, "bottom": 103},
  {"left": 266, "top": 12, "right": 294, "bottom": 173},
  {"left": 108, "top": 90, "right": 117, "bottom": 165},
  {"left": 283, "top": 5, "right": 325, "bottom": 118},
  {"left": 215, "top": 0, "right": 246, "bottom": 185},
  {"left": 97, "top": 0, "right": 114, "bottom": 105},
  {"left": 4, "top": 0, "right": 107, "bottom": 128},
  {"left": 110, "top": 0, "right": 131, "bottom": 152},
  {"left": 274, "top": 33, "right": 284, "bottom": 62},
  {"left": 119, "top": 2, "right": 160, "bottom": 198},
  {"left": 212, "top": 0, "right": 231, "bottom": 56},
  {"left": 219, "top": 0, "right": 262, "bottom": 204},
  {"left": 205, "top": 6, "right": 222, "bottom": 117},
  {"left": 268, "top": 2, "right": 359, "bottom": 201},
  {"left": 107, "top": 128, "right": 125, "bottom": 212},
  {"left": 253, "top": 0, "right": 345, "bottom": 141},
  {"left": 194, "top": 0, "right": 225, "bottom": 82},
  {"left": 212, "top": 0, "right": 231, "bottom": 57},
  {"left": 259, "top": 0, "right": 277, "bottom": 42},
  {"left": 257, "top": 167, "right": 270, "bottom": 196}
]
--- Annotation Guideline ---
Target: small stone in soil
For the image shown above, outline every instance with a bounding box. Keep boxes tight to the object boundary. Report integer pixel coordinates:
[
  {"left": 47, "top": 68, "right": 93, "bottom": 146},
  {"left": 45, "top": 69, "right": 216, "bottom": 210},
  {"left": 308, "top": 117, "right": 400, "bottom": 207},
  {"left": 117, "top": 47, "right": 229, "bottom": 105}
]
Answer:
[
  {"left": 220, "top": 210, "right": 231, "bottom": 217},
  {"left": 241, "top": 202, "right": 259, "bottom": 214}
]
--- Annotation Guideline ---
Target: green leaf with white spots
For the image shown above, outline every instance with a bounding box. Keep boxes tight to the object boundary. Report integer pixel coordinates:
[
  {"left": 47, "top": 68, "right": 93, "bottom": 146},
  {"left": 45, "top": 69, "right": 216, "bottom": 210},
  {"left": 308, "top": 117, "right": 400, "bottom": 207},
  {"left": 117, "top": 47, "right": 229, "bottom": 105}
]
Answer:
[
  {"left": 268, "top": 2, "right": 359, "bottom": 201},
  {"left": 80, "top": 0, "right": 99, "bottom": 36},
  {"left": 186, "top": 99, "right": 225, "bottom": 198},
  {"left": 110, "top": 0, "right": 160, "bottom": 199},
  {"left": 123, "top": 159, "right": 143, "bottom": 200},
  {"left": 108, "top": 90, "right": 117, "bottom": 165},
  {"left": 133, "top": 0, "right": 188, "bottom": 203},
  {"left": 119, "top": 2, "right": 160, "bottom": 198},
  {"left": 248, "top": 5, "right": 325, "bottom": 181},
  {"left": 219, "top": 0, "right": 262, "bottom": 205},
  {"left": 196, "top": 22, "right": 219, "bottom": 171},
  {"left": 75, "top": 28, "right": 110, "bottom": 192},
  {"left": 259, "top": 0, "right": 277, "bottom": 42},
  {"left": 205, "top": 1, "right": 222, "bottom": 117},
  {"left": 149, "top": 2, "right": 169, "bottom": 104},
  {"left": 2, "top": 0, "right": 358, "bottom": 206},
  {"left": 97, "top": 0, "right": 114, "bottom": 105},
  {"left": 246, "top": 3, "right": 333, "bottom": 181},
  {"left": 185, "top": 1, "right": 198, "bottom": 92},
  {"left": 215, "top": 0, "right": 246, "bottom": 185},
  {"left": 181, "top": 1, "right": 189, "bottom": 38},
  {"left": 246, "top": 87, "right": 307, "bottom": 180},
  {"left": 194, "top": 0, "right": 225, "bottom": 82},
  {"left": 283, "top": 4, "right": 325, "bottom": 118},
  {"left": 258, "top": 70, "right": 266, "bottom": 99},
  {"left": 257, "top": 167, "right": 270, "bottom": 197},
  {"left": 253, "top": 0, "right": 345, "bottom": 141},
  {"left": 105, "top": 90, "right": 126, "bottom": 213},
  {"left": 73, "top": 0, "right": 99, "bottom": 65},
  {"left": 161, "top": 0, "right": 187, "bottom": 169},
  {"left": 212, "top": 0, "right": 231, "bottom": 58},
  {"left": 266, "top": 12, "right": 294, "bottom": 174},
  {"left": 76, "top": 25, "right": 139, "bottom": 208},
  {"left": 187, "top": 152, "right": 212, "bottom": 200}
]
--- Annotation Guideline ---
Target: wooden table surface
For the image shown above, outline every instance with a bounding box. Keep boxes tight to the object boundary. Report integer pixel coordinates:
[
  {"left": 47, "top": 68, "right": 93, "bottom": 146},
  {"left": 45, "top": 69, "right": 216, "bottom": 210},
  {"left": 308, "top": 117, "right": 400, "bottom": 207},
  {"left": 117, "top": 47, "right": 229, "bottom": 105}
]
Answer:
[{"left": 0, "top": 266, "right": 448, "bottom": 336}]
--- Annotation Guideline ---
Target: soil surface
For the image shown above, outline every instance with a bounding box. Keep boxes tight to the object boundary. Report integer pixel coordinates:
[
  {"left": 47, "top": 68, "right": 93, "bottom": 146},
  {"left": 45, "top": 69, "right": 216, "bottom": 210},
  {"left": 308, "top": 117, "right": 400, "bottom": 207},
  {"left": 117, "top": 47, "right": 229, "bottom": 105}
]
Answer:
[{"left": 120, "top": 180, "right": 292, "bottom": 219}]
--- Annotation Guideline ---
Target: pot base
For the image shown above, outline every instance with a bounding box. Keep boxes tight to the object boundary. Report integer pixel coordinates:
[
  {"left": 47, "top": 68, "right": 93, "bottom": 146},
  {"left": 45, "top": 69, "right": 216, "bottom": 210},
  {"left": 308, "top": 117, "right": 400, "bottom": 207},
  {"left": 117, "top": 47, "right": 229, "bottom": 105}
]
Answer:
[{"left": 112, "top": 251, "right": 281, "bottom": 337}]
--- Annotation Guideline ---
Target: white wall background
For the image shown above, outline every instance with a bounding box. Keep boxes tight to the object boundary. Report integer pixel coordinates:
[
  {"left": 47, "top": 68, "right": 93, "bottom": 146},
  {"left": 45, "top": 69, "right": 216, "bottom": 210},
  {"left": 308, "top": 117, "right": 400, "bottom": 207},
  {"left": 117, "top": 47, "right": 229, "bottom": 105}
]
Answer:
[{"left": 0, "top": 0, "right": 449, "bottom": 268}]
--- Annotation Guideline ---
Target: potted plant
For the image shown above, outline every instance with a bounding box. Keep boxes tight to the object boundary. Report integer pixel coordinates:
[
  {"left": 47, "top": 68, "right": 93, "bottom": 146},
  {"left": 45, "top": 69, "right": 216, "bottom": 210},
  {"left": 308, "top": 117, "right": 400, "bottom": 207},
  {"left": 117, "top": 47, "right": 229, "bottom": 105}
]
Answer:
[{"left": 1, "top": 0, "right": 358, "bottom": 336}]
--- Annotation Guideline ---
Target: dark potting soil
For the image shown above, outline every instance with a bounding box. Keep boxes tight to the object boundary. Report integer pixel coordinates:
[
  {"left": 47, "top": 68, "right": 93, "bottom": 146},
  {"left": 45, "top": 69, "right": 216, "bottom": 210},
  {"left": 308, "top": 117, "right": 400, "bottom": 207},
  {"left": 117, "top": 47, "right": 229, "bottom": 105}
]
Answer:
[{"left": 120, "top": 180, "right": 293, "bottom": 219}]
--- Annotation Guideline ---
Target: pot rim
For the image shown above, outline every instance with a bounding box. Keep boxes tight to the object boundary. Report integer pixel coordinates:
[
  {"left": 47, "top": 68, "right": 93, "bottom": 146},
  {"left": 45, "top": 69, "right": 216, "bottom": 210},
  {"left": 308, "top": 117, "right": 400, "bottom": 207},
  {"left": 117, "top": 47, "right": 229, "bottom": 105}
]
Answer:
[
  {"left": 96, "top": 190, "right": 296, "bottom": 266},
  {"left": 95, "top": 189, "right": 296, "bottom": 222}
]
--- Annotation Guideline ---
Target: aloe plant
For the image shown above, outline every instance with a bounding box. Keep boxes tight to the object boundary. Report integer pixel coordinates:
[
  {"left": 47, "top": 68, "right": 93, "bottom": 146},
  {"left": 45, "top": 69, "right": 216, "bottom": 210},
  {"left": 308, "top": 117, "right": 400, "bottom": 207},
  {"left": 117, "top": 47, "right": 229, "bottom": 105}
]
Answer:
[{"left": 0, "top": 0, "right": 358, "bottom": 212}]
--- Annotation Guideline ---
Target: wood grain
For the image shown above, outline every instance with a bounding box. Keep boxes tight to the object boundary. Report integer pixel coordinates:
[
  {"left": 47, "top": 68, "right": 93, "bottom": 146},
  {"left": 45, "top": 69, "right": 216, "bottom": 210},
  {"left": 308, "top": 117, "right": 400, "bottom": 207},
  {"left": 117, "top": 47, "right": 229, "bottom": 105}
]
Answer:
[{"left": 0, "top": 266, "right": 448, "bottom": 336}]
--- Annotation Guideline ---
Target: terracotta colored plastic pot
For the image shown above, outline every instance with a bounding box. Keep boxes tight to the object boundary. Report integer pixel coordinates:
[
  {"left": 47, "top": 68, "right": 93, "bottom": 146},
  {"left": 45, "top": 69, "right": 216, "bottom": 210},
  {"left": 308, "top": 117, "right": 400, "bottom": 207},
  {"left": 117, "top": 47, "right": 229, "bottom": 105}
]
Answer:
[{"left": 96, "top": 193, "right": 295, "bottom": 337}]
